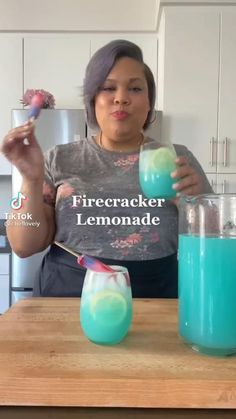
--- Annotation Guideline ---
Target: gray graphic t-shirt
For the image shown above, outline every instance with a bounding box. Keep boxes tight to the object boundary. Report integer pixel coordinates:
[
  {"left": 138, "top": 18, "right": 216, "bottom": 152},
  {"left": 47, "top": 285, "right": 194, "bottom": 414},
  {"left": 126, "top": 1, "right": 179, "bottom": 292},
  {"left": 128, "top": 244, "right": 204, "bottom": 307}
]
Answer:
[{"left": 42, "top": 136, "right": 212, "bottom": 261}]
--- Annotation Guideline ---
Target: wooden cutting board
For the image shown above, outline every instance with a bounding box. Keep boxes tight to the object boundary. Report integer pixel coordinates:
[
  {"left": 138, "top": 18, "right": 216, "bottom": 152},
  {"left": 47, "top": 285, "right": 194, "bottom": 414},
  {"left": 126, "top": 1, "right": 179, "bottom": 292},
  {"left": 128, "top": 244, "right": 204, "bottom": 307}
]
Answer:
[{"left": 0, "top": 298, "right": 236, "bottom": 408}]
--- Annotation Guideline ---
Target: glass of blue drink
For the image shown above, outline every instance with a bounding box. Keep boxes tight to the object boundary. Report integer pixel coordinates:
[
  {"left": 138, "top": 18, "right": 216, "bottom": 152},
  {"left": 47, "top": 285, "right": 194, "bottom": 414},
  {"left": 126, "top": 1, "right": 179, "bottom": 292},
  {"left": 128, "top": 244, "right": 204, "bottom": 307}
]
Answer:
[
  {"left": 139, "top": 140, "right": 177, "bottom": 199},
  {"left": 178, "top": 194, "right": 236, "bottom": 356},
  {"left": 80, "top": 266, "right": 132, "bottom": 345}
]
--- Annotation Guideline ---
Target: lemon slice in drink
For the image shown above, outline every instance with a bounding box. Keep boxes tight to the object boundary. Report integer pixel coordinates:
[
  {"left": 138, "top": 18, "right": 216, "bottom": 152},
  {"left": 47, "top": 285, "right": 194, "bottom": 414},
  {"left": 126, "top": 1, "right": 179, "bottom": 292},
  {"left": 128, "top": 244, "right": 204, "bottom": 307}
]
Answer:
[
  {"left": 150, "top": 147, "right": 176, "bottom": 171},
  {"left": 90, "top": 290, "right": 127, "bottom": 327}
]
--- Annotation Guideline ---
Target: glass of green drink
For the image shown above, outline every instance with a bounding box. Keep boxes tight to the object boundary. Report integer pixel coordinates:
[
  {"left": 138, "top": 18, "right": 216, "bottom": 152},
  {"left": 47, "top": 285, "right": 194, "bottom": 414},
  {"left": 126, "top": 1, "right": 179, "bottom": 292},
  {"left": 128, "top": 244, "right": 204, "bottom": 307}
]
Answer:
[
  {"left": 139, "top": 140, "right": 177, "bottom": 199},
  {"left": 80, "top": 266, "right": 132, "bottom": 345}
]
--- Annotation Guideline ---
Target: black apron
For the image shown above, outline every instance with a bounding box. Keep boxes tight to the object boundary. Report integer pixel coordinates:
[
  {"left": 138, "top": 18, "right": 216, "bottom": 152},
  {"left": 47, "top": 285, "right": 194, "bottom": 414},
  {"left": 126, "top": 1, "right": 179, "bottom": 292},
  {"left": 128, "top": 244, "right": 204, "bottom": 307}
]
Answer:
[{"left": 33, "top": 244, "right": 178, "bottom": 298}]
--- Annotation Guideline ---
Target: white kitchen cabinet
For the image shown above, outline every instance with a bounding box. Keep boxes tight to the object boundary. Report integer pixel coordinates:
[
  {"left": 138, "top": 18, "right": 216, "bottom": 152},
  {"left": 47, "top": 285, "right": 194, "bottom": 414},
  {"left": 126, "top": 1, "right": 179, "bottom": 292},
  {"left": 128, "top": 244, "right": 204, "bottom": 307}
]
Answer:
[
  {"left": 207, "top": 173, "right": 236, "bottom": 194},
  {"left": 0, "top": 254, "right": 10, "bottom": 314},
  {"left": 217, "top": 174, "right": 236, "bottom": 193},
  {"left": 217, "top": 11, "right": 236, "bottom": 174},
  {"left": 0, "top": 36, "right": 23, "bottom": 175},
  {"left": 158, "top": 7, "right": 236, "bottom": 187},
  {"left": 24, "top": 36, "right": 90, "bottom": 109},
  {"left": 90, "top": 34, "right": 158, "bottom": 105},
  {"left": 158, "top": 8, "right": 219, "bottom": 173},
  {"left": 24, "top": 34, "right": 157, "bottom": 109}
]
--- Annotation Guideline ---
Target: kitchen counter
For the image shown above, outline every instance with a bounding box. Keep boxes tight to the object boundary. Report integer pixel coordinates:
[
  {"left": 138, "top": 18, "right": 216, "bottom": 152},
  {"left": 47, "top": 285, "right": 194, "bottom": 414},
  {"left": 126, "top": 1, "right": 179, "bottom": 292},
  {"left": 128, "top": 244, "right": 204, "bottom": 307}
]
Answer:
[{"left": 0, "top": 298, "right": 235, "bottom": 419}]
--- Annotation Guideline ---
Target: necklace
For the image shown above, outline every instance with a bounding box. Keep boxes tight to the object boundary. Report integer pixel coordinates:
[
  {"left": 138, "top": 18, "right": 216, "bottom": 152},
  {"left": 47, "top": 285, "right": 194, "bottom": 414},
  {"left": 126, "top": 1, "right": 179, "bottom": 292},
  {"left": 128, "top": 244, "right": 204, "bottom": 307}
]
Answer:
[{"left": 98, "top": 131, "right": 145, "bottom": 152}]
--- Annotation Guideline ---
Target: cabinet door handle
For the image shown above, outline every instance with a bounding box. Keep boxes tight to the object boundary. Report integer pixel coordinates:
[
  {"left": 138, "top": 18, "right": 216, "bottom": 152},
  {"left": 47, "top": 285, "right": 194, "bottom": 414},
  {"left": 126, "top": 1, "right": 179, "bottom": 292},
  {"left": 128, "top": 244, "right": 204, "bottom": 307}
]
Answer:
[
  {"left": 222, "top": 179, "right": 226, "bottom": 193},
  {"left": 223, "top": 137, "right": 229, "bottom": 167},
  {"left": 209, "top": 137, "right": 215, "bottom": 166},
  {"left": 210, "top": 179, "right": 216, "bottom": 192}
]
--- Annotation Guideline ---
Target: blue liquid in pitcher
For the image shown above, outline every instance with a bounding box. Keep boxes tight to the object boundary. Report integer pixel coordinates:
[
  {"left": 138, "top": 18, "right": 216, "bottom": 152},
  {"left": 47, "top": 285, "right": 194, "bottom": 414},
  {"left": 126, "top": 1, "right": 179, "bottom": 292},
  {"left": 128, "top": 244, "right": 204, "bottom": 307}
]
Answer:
[{"left": 179, "top": 234, "right": 236, "bottom": 355}]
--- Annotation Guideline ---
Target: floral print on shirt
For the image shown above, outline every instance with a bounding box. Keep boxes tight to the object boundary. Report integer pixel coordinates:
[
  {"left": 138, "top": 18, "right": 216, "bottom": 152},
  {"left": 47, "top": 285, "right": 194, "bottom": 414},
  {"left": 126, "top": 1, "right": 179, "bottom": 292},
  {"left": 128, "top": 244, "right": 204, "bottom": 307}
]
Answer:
[
  {"left": 113, "top": 154, "right": 139, "bottom": 168},
  {"left": 109, "top": 230, "right": 159, "bottom": 258},
  {"left": 57, "top": 182, "right": 75, "bottom": 202},
  {"left": 110, "top": 233, "right": 142, "bottom": 249}
]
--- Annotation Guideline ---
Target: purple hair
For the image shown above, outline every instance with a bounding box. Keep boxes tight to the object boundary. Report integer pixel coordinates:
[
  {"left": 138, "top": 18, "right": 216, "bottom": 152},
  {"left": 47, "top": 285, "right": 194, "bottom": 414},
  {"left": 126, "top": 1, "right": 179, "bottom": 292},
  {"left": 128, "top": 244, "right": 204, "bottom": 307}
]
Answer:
[{"left": 83, "top": 39, "right": 156, "bottom": 130}]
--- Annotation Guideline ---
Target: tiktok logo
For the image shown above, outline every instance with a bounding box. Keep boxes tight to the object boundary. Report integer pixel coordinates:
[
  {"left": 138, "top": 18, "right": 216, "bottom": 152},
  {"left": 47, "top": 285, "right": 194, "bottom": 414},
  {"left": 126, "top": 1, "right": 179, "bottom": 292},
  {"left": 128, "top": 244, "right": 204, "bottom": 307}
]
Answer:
[{"left": 10, "top": 192, "right": 27, "bottom": 210}]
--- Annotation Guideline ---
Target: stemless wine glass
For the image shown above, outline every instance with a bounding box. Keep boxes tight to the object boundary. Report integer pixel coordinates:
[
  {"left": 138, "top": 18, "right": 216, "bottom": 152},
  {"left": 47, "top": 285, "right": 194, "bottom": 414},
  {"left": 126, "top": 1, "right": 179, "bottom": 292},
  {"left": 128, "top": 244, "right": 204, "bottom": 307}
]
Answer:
[
  {"left": 80, "top": 266, "right": 132, "bottom": 345},
  {"left": 139, "top": 140, "right": 177, "bottom": 199}
]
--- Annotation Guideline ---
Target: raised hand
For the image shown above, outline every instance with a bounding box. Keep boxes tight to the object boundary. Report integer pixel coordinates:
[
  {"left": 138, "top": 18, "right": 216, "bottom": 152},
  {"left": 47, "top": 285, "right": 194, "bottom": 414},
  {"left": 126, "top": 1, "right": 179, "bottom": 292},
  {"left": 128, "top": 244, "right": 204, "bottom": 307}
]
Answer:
[
  {"left": 1, "top": 121, "right": 44, "bottom": 182},
  {"left": 171, "top": 155, "right": 203, "bottom": 196}
]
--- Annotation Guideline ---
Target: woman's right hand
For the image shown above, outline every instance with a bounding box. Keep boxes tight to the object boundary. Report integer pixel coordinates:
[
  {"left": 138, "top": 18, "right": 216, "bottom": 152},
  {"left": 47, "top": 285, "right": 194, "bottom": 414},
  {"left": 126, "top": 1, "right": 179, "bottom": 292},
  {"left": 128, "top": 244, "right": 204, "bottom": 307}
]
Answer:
[{"left": 0, "top": 121, "right": 44, "bottom": 182}]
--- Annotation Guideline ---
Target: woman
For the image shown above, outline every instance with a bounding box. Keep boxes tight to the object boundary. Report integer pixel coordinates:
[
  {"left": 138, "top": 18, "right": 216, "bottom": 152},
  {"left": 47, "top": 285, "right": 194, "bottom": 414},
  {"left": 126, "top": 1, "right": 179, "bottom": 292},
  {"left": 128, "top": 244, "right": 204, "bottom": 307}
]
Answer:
[{"left": 1, "top": 40, "right": 212, "bottom": 298}]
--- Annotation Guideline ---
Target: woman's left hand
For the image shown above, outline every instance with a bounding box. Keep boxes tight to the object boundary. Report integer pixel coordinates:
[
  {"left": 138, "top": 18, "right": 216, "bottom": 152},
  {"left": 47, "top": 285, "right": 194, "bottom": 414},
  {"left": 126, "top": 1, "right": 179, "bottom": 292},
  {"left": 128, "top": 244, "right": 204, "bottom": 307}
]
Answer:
[{"left": 171, "top": 155, "right": 203, "bottom": 197}]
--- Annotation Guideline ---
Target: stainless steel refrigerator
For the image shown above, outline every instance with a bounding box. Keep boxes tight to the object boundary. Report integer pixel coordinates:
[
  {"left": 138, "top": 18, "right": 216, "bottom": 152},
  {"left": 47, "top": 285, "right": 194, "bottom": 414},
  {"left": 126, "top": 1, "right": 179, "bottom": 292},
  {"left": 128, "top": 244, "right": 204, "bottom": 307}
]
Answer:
[{"left": 11, "top": 109, "right": 87, "bottom": 304}]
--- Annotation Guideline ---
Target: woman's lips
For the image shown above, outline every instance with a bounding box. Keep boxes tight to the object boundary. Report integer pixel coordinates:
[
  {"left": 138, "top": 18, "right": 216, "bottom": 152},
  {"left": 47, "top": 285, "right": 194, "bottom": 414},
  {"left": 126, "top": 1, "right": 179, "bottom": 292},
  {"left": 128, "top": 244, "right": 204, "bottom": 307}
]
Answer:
[{"left": 111, "top": 111, "right": 129, "bottom": 120}]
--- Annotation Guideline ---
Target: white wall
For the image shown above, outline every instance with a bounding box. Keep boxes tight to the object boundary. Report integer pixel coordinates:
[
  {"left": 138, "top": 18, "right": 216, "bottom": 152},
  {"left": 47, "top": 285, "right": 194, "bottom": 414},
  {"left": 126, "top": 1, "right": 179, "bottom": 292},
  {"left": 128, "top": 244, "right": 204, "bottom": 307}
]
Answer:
[{"left": 0, "top": 0, "right": 160, "bottom": 31}]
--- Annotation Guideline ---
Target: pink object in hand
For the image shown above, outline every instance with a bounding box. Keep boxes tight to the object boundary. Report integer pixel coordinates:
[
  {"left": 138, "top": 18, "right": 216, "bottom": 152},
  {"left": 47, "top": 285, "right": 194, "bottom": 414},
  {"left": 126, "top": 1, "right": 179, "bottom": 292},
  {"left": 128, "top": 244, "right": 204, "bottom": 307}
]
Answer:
[{"left": 28, "top": 93, "right": 44, "bottom": 120}]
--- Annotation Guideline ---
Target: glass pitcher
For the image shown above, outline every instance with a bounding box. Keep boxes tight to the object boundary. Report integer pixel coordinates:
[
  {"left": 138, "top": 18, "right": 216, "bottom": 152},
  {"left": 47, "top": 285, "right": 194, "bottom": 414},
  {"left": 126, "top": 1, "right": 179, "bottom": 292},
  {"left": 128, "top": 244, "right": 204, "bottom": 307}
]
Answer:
[
  {"left": 80, "top": 266, "right": 132, "bottom": 345},
  {"left": 178, "top": 194, "right": 236, "bottom": 356}
]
